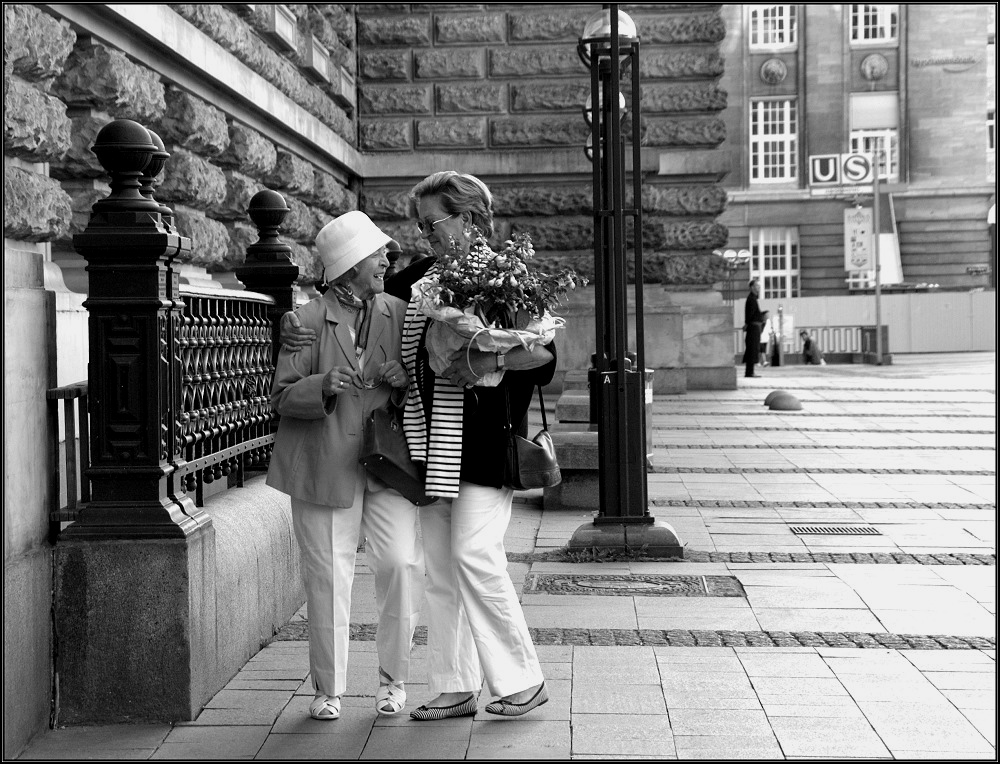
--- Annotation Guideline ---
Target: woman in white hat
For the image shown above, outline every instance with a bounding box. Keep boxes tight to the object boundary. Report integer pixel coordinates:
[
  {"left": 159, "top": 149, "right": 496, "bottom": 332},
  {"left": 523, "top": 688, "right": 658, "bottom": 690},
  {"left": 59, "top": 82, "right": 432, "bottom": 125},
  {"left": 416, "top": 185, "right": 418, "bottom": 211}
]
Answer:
[{"left": 267, "top": 211, "right": 423, "bottom": 721}]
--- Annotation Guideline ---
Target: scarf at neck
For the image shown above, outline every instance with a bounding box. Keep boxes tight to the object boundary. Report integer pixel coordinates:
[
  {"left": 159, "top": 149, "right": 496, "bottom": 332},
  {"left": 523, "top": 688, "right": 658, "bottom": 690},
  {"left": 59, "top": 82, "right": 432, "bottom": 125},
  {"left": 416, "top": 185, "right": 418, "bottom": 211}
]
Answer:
[
  {"left": 399, "top": 264, "right": 465, "bottom": 498},
  {"left": 330, "top": 283, "right": 372, "bottom": 354}
]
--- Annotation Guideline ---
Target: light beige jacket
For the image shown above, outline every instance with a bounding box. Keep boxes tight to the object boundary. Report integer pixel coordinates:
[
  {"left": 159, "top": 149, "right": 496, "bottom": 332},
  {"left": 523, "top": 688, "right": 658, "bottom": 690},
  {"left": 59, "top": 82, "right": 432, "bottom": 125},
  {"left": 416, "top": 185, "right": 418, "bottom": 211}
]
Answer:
[{"left": 266, "top": 291, "right": 407, "bottom": 507}]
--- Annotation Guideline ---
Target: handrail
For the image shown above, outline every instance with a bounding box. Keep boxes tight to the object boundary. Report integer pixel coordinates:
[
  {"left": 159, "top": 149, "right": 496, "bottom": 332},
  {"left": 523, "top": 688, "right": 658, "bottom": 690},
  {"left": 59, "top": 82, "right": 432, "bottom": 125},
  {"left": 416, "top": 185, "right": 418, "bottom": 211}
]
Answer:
[{"left": 46, "top": 382, "right": 90, "bottom": 544}]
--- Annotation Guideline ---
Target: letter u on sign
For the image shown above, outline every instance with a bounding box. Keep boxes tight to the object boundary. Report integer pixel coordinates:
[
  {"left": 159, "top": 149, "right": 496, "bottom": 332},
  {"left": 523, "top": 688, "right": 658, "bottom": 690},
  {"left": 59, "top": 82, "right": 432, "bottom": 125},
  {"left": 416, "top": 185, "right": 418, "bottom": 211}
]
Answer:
[{"left": 809, "top": 155, "right": 839, "bottom": 185}]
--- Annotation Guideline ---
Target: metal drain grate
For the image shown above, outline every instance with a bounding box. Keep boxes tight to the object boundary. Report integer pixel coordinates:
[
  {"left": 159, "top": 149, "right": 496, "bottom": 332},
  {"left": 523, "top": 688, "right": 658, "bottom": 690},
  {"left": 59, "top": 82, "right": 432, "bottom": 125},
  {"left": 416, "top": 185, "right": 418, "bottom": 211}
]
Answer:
[{"left": 789, "top": 525, "right": 881, "bottom": 536}]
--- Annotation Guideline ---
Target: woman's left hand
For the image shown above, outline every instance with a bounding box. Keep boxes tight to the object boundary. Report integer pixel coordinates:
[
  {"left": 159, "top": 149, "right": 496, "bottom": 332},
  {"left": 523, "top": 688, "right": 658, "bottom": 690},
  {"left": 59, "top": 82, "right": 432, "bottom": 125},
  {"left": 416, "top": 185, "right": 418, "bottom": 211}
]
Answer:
[
  {"left": 443, "top": 347, "right": 494, "bottom": 389},
  {"left": 378, "top": 360, "right": 409, "bottom": 389}
]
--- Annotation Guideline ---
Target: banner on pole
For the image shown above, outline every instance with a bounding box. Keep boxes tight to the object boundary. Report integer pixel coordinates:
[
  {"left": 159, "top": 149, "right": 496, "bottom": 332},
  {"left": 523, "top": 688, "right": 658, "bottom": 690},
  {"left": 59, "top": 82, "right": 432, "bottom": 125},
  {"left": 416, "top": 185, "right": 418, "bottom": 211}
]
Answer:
[{"left": 844, "top": 207, "right": 874, "bottom": 271}]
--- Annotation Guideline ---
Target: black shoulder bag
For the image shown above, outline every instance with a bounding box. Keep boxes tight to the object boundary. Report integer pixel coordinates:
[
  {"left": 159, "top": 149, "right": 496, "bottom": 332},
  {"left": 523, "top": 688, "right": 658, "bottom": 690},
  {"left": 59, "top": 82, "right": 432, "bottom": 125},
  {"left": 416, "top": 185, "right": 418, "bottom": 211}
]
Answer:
[
  {"left": 359, "top": 402, "right": 435, "bottom": 505},
  {"left": 504, "top": 385, "right": 561, "bottom": 490}
]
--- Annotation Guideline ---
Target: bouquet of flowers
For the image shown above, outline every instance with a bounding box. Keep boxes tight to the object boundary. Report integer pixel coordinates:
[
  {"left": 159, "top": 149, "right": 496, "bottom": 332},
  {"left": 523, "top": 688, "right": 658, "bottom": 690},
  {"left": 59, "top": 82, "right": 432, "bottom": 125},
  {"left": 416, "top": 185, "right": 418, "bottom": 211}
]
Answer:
[{"left": 412, "top": 229, "right": 587, "bottom": 386}]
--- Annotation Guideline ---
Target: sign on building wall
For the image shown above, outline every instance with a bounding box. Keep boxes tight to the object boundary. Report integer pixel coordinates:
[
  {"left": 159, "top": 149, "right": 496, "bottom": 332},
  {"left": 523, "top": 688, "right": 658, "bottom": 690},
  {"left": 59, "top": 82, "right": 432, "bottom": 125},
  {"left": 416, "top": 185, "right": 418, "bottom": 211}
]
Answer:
[
  {"left": 844, "top": 207, "right": 874, "bottom": 271},
  {"left": 810, "top": 154, "right": 875, "bottom": 186}
]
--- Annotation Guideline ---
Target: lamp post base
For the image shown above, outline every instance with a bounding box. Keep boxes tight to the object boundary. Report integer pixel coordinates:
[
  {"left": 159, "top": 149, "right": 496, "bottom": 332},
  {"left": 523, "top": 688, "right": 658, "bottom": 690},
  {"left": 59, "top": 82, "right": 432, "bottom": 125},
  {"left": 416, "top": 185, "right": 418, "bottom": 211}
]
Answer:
[{"left": 568, "top": 519, "right": 684, "bottom": 558}]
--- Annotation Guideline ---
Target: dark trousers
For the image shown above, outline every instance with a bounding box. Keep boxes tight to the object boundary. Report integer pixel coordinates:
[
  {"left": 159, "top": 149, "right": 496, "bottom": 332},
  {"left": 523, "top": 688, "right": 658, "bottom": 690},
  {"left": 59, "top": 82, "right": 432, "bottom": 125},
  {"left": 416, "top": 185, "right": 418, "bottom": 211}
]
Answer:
[{"left": 743, "top": 324, "right": 762, "bottom": 377}]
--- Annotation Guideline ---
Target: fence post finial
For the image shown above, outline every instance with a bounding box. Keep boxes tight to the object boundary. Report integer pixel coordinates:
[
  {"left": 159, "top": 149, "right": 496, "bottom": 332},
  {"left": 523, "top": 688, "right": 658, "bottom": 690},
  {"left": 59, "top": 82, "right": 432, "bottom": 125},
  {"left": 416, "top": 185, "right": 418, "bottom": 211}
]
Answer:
[{"left": 237, "top": 190, "right": 299, "bottom": 363}]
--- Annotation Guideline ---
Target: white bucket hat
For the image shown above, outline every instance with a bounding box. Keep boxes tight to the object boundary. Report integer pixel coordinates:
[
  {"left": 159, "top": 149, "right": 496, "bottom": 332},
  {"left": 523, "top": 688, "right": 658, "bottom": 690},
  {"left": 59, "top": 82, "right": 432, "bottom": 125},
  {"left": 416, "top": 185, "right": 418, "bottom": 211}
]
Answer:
[{"left": 316, "top": 211, "right": 392, "bottom": 283}]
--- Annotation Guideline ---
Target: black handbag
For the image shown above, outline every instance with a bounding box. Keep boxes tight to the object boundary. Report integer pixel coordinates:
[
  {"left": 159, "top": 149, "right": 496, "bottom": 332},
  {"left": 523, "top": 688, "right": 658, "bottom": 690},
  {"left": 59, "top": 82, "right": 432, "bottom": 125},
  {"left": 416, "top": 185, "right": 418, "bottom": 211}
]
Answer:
[
  {"left": 359, "top": 403, "right": 434, "bottom": 505},
  {"left": 504, "top": 385, "right": 562, "bottom": 491}
]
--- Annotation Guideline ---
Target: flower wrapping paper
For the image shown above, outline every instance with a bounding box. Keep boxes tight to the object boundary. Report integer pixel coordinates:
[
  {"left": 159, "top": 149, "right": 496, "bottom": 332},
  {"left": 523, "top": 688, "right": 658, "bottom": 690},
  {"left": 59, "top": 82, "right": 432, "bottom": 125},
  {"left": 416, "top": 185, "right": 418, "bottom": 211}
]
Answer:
[{"left": 411, "top": 277, "right": 563, "bottom": 387}]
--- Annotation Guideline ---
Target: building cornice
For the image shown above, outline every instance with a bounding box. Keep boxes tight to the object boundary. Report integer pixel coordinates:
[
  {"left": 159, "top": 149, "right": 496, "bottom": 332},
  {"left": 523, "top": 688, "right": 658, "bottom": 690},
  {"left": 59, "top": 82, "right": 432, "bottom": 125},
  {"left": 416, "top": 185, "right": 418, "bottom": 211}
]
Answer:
[{"left": 44, "top": 3, "right": 362, "bottom": 182}]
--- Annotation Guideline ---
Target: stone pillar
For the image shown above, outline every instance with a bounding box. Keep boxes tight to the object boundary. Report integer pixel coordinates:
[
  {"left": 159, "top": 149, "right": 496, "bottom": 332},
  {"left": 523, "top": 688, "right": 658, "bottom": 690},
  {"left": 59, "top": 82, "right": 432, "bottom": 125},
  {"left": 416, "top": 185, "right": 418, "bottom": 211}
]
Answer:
[
  {"left": 54, "top": 119, "right": 217, "bottom": 724},
  {"left": 643, "top": 8, "right": 734, "bottom": 389}
]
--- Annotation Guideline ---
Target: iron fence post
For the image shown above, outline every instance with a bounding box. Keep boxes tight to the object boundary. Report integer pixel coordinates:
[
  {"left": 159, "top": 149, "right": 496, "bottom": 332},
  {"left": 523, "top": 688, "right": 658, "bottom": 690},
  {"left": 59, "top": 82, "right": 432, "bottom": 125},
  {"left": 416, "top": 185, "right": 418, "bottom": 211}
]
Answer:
[{"left": 67, "top": 118, "right": 206, "bottom": 538}]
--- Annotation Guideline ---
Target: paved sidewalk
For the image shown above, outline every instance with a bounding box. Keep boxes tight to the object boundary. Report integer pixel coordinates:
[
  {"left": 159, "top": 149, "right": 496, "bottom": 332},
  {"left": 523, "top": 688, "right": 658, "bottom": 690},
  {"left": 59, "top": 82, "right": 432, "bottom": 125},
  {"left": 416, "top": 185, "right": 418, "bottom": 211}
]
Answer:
[{"left": 17, "top": 353, "right": 996, "bottom": 760}]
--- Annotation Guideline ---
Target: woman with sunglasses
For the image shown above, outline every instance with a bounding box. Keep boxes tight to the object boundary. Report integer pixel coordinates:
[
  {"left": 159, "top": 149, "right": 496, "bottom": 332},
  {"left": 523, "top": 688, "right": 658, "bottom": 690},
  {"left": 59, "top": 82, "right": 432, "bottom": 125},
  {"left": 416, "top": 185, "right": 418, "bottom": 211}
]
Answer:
[
  {"left": 280, "top": 172, "right": 554, "bottom": 720},
  {"left": 267, "top": 211, "right": 423, "bottom": 722}
]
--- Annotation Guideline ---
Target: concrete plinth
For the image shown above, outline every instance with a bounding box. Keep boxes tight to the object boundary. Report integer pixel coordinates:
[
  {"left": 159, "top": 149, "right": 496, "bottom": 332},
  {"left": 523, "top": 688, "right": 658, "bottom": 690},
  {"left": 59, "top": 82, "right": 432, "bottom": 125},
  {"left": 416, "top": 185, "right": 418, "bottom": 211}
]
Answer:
[
  {"left": 569, "top": 519, "right": 684, "bottom": 558},
  {"left": 552, "top": 285, "right": 737, "bottom": 393},
  {"left": 53, "top": 525, "right": 218, "bottom": 724}
]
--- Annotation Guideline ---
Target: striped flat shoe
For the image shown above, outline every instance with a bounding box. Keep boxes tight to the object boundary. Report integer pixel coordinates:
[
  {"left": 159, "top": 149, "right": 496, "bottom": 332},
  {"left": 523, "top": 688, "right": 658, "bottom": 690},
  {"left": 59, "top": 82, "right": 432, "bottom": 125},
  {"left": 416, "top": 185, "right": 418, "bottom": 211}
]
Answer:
[
  {"left": 409, "top": 695, "right": 477, "bottom": 721},
  {"left": 485, "top": 683, "right": 548, "bottom": 717}
]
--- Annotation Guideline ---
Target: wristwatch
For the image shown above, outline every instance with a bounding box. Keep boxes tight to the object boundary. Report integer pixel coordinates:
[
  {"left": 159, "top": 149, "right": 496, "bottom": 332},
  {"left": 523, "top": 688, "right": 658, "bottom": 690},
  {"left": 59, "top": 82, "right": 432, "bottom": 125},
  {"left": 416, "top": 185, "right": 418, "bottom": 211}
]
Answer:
[{"left": 495, "top": 352, "right": 506, "bottom": 370}]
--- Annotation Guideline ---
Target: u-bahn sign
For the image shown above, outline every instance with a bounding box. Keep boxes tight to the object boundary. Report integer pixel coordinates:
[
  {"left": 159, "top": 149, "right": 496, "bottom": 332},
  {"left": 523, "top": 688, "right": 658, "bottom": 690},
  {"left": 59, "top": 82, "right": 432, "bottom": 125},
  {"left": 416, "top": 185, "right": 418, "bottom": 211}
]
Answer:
[{"left": 809, "top": 153, "right": 875, "bottom": 186}]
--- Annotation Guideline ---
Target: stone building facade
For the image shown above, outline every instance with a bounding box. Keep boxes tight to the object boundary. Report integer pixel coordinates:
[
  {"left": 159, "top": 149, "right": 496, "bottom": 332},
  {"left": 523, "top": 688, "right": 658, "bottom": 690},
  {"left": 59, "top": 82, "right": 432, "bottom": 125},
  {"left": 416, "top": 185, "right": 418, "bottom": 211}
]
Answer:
[
  {"left": 4, "top": 3, "right": 735, "bottom": 755},
  {"left": 716, "top": 4, "right": 996, "bottom": 298}
]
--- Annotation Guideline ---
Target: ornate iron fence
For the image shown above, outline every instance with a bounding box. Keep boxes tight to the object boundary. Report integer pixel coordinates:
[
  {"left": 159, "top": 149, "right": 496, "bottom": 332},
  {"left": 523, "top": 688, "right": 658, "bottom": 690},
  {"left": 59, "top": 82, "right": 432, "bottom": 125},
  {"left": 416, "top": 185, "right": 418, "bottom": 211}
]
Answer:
[
  {"left": 56, "top": 118, "right": 298, "bottom": 540},
  {"left": 173, "top": 286, "right": 278, "bottom": 506}
]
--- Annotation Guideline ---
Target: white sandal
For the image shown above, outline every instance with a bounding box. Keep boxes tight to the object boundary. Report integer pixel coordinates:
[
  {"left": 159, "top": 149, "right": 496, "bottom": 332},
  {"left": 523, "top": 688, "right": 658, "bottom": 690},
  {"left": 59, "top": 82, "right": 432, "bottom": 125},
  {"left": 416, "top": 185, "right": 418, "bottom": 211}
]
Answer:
[
  {"left": 309, "top": 694, "right": 341, "bottom": 720},
  {"left": 376, "top": 667, "right": 406, "bottom": 716}
]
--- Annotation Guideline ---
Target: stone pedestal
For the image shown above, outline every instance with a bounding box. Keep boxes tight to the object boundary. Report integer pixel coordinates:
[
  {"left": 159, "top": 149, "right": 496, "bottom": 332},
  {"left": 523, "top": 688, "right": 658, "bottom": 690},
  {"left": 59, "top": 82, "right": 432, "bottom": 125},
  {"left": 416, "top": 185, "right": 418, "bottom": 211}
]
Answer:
[
  {"left": 568, "top": 519, "right": 684, "bottom": 558},
  {"left": 54, "top": 526, "right": 217, "bottom": 723},
  {"left": 553, "top": 285, "right": 737, "bottom": 393},
  {"left": 545, "top": 428, "right": 684, "bottom": 558}
]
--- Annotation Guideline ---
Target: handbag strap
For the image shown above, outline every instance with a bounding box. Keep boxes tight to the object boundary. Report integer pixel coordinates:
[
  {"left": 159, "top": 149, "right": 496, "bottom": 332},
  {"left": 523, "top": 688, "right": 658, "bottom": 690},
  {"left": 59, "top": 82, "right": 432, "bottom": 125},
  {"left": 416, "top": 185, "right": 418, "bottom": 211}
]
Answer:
[{"left": 504, "top": 383, "right": 547, "bottom": 433}]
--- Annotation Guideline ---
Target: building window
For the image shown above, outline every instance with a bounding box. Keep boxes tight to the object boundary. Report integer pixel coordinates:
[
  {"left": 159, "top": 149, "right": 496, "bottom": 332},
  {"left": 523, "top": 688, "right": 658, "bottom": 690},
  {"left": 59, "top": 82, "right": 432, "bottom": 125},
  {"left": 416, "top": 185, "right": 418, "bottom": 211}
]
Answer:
[
  {"left": 989, "top": 109, "right": 995, "bottom": 152},
  {"left": 749, "top": 99, "right": 798, "bottom": 183},
  {"left": 849, "top": 92, "right": 899, "bottom": 181},
  {"left": 750, "top": 227, "right": 800, "bottom": 299},
  {"left": 849, "top": 129, "right": 899, "bottom": 181},
  {"left": 850, "top": 4, "right": 898, "bottom": 45},
  {"left": 846, "top": 269, "right": 876, "bottom": 290},
  {"left": 749, "top": 5, "right": 798, "bottom": 51}
]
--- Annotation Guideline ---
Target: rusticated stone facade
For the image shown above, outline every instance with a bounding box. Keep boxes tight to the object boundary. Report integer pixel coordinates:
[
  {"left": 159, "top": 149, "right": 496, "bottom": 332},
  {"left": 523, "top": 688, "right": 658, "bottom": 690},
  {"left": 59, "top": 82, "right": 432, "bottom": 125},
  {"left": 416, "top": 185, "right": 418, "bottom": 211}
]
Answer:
[
  {"left": 4, "top": 166, "right": 73, "bottom": 242},
  {"left": 356, "top": 3, "right": 730, "bottom": 287},
  {"left": 3, "top": 5, "right": 75, "bottom": 245},
  {"left": 4, "top": 4, "right": 359, "bottom": 286}
]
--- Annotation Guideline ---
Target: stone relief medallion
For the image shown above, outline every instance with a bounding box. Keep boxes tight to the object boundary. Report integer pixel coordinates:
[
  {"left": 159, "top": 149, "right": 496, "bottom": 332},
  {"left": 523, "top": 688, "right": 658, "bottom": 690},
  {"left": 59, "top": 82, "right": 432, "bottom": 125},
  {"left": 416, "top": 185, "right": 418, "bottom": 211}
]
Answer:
[
  {"left": 860, "top": 53, "right": 889, "bottom": 81},
  {"left": 759, "top": 58, "right": 787, "bottom": 85}
]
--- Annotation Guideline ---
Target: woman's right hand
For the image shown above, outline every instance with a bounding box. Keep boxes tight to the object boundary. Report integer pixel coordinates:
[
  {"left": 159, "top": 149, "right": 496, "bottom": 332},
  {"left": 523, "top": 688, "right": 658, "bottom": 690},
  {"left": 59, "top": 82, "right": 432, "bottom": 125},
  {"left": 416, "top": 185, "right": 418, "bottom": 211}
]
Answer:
[
  {"left": 322, "top": 365, "right": 356, "bottom": 397},
  {"left": 280, "top": 311, "right": 319, "bottom": 352}
]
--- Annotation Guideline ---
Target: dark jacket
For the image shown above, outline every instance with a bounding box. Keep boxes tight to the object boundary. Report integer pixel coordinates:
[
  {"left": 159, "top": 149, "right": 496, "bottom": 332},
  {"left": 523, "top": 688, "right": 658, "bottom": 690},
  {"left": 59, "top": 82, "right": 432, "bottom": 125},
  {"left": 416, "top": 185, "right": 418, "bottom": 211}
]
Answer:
[
  {"left": 803, "top": 337, "right": 824, "bottom": 364},
  {"left": 743, "top": 291, "right": 764, "bottom": 363},
  {"left": 385, "top": 256, "right": 557, "bottom": 488}
]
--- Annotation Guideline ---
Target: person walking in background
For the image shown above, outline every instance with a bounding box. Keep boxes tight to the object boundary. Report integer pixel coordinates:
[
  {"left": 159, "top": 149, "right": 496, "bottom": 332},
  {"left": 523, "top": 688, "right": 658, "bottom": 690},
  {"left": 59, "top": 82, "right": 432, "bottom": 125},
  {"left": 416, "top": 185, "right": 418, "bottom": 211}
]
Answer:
[
  {"left": 800, "top": 330, "right": 826, "bottom": 365},
  {"left": 743, "top": 277, "right": 765, "bottom": 377},
  {"left": 267, "top": 212, "right": 423, "bottom": 721}
]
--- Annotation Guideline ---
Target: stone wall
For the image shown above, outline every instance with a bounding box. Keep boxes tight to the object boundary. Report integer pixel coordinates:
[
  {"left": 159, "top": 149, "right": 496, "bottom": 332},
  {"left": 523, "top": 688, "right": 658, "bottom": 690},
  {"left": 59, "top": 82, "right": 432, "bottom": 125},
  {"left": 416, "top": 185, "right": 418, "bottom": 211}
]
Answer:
[
  {"left": 3, "top": 5, "right": 77, "bottom": 757},
  {"left": 5, "top": 4, "right": 360, "bottom": 291},
  {"left": 356, "top": 3, "right": 731, "bottom": 288}
]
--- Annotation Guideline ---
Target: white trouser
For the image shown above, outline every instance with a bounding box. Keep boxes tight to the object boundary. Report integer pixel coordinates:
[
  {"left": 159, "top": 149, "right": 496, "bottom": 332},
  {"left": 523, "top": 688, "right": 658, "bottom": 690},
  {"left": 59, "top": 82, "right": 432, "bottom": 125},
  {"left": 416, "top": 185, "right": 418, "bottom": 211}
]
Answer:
[
  {"left": 420, "top": 481, "right": 544, "bottom": 697},
  {"left": 291, "top": 466, "right": 423, "bottom": 698}
]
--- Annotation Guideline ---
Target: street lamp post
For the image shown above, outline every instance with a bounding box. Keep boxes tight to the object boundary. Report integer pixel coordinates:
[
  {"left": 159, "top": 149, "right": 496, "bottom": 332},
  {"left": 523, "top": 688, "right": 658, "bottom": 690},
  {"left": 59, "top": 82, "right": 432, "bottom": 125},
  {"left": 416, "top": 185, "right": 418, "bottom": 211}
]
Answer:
[
  {"left": 569, "top": 5, "right": 682, "bottom": 557},
  {"left": 715, "top": 248, "right": 751, "bottom": 306}
]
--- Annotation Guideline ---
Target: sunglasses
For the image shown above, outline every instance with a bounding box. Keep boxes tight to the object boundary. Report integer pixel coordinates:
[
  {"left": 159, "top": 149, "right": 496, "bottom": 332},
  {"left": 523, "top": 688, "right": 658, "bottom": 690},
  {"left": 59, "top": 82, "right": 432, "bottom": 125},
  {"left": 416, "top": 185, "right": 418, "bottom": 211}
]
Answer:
[
  {"left": 353, "top": 346, "right": 387, "bottom": 390},
  {"left": 415, "top": 213, "right": 456, "bottom": 236}
]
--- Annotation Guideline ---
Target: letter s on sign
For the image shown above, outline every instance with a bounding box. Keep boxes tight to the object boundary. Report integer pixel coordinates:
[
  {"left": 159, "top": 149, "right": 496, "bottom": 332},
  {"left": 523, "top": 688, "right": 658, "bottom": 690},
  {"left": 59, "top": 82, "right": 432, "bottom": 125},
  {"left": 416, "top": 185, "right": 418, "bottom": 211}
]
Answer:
[{"left": 842, "top": 154, "right": 874, "bottom": 184}]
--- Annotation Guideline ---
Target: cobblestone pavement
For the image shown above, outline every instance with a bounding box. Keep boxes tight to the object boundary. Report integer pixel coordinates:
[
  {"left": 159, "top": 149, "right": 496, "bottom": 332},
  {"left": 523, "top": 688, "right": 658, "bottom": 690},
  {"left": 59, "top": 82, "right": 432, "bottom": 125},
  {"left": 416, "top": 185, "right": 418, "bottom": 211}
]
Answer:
[{"left": 18, "top": 353, "right": 996, "bottom": 760}]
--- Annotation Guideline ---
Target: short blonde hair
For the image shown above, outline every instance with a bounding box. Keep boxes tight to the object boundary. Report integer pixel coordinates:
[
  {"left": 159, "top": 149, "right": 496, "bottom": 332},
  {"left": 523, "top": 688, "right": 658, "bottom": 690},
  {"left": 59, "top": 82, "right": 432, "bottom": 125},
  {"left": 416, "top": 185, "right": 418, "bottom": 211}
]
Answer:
[{"left": 408, "top": 171, "right": 495, "bottom": 239}]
